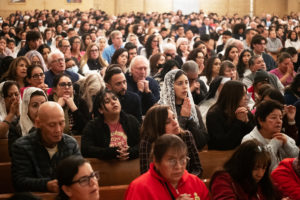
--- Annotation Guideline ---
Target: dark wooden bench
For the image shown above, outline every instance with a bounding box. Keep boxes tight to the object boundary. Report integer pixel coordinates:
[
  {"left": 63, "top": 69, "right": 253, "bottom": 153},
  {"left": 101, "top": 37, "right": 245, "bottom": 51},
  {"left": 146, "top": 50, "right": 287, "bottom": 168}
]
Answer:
[
  {"left": 0, "top": 185, "right": 128, "bottom": 200},
  {"left": 199, "top": 149, "right": 235, "bottom": 179},
  {"left": 0, "top": 162, "right": 13, "bottom": 194},
  {"left": 0, "top": 139, "right": 10, "bottom": 162}
]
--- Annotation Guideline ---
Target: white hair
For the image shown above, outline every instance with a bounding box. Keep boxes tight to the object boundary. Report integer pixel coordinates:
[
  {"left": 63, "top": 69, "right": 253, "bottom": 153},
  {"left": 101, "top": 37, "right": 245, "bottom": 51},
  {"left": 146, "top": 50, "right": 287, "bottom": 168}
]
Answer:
[
  {"left": 47, "top": 50, "right": 64, "bottom": 64},
  {"left": 162, "top": 42, "right": 176, "bottom": 53},
  {"left": 176, "top": 37, "right": 188, "bottom": 48},
  {"left": 128, "top": 55, "right": 150, "bottom": 76}
]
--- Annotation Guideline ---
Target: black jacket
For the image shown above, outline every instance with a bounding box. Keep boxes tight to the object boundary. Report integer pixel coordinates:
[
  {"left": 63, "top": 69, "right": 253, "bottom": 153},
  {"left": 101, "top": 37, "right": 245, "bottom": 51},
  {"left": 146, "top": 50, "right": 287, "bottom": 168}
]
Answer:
[
  {"left": 11, "top": 129, "right": 81, "bottom": 192},
  {"left": 81, "top": 111, "right": 140, "bottom": 160}
]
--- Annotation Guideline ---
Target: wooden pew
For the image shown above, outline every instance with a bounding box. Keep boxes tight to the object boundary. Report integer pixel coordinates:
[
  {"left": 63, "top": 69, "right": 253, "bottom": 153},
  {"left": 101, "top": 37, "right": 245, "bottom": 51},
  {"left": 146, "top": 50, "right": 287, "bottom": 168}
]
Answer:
[
  {"left": 72, "top": 135, "right": 81, "bottom": 148},
  {"left": 0, "top": 162, "right": 13, "bottom": 194},
  {"left": 199, "top": 149, "right": 235, "bottom": 179},
  {"left": 88, "top": 158, "right": 140, "bottom": 186},
  {"left": 0, "top": 185, "right": 128, "bottom": 200},
  {"left": 0, "top": 139, "right": 10, "bottom": 162}
]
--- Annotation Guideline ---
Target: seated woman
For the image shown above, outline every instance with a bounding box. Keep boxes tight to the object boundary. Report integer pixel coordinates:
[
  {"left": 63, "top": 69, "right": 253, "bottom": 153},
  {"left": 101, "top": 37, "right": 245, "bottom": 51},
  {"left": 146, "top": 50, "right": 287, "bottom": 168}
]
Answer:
[
  {"left": 81, "top": 89, "right": 140, "bottom": 160},
  {"left": 149, "top": 53, "right": 165, "bottom": 76},
  {"left": 284, "top": 73, "right": 300, "bottom": 105},
  {"left": 140, "top": 105, "right": 202, "bottom": 176},
  {"left": 242, "top": 100, "right": 299, "bottom": 171},
  {"left": 199, "top": 76, "right": 231, "bottom": 126},
  {"left": 271, "top": 153, "right": 300, "bottom": 200},
  {"left": 222, "top": 45, "right": 239, "bottom": 66},
  {"left": 199, "top": 56, "right": 221, "bottom": 90},
  {"left": 49, "top": 74, "right": 89, "bottom": 135},
  {"left": 270, "top": 52, "right": 295, "bottom": 87},
  {"left": 8, "top": 87, "right": 47, "bottom": 152},
  {"left": 23, "top": 65, "right": 49, "bottom": 96},
  {"left": 237, "top": 49, "right": 253, "bottom": 79},
  {"left": 153, "top": 59, "right": 180, "bottom": 88},
  {"left": 80, "top": 43, "right": 107, "bottom": 76},
  {"left": 0, "top": 81, "right": 20, "bottom": 139},
  {"left": 219, "top": 60, "right": 238, "bottom": 80},
  {"left": 210, "top": 140, "right": 279, "bottom": 200},
  {"left": 125, "top": 134, "right": 210, "bottom": 200},
  {"left": 158, "top": 69, "right": 208, "bottom": 150},
  {"left": 206, "top": 80, "right": 255, "bottom": 150},
  {"left": 24, "top": 50, "right": 48, "bottom": 72},
  {"left": 111, "top": 48, "right": 129, "bottom": 73},
  {"left": 56, "top": 155, "right": 100, "bottom": 200},
  {"left": 1, "top": 56, "right": 30, "bottom": 88}
]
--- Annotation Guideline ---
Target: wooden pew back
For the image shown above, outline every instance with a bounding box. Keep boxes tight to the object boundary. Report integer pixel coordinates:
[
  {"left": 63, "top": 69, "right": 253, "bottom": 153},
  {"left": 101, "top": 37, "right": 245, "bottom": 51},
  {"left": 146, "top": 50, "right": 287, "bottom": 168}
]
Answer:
[
  {"left": 0, "top": 139, "right": 10, "bottom": 162},
  {"left": 0, "top": 162, "right": 13, "bottom": 194}
]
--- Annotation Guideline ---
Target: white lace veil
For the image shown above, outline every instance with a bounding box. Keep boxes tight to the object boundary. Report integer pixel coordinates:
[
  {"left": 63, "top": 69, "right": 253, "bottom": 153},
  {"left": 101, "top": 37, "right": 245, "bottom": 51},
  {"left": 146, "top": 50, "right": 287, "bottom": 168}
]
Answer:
[
  {"left": 20, "top": 87, "right": 47, "bottom": 136},
  {"left": 158, "top": 69, "right": 199, "bottom": 126},
  {"left": 0, "top": 82, "right": 7, "bottom": 121}
]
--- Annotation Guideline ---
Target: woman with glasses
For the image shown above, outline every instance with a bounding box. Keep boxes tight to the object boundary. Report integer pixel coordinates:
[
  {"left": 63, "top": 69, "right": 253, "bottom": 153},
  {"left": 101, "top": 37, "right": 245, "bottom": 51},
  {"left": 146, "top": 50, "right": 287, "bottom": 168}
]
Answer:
[
  {"left": 81, "top": 89, "right": 140, "bottom": 160},
  {"left": 23, "top": 65, "right": 49, "bottom": 95},
  {"left": 57, "top": 155, "right": 100, "bottom": 200},
  {"left": 158, "top": 69, "right": 208, "bottom": 150},
  {"left": 49, "top": 74, "right": 89, "bottom": 135},
  {"left": 80, "top": 43, "right": 107, "bottom": 76},
  {"left": 25, "top": 50, "right": 48, "bottom": 72},
  {"left": 210, "top": 140, "right": 279, "bottom": 200},
  {"left": 140, "top": 34, "right": 160, "bottom": 59},
  {"left": 206, "top": 80, "right": 255, "bottom": 150},
  {"left": 1, "top": 56, "right": 30, "bottom": 88},
  {"left": 70, "top": 36, "right": 84, "bottom": 63},
  {"left": 126, "top": 134, "right": 210, "bottom": 200},
  {"left": 0, "top": 81, "right": 20, "bottom": 138}
]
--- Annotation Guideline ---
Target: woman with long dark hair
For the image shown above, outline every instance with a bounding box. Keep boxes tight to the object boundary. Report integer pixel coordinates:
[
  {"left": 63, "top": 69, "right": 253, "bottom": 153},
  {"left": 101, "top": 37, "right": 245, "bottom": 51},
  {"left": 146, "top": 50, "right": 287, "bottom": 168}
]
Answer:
[
  {"left": 206, "top": 80, "right": 255, "bottom": 150},
  {"left": 237, "top": 49, "right": 253, "bottom": 79},
  {"left": 140, "top": 34, "right": 160, "bottom": 59},
  {"left": 210, "top": 140, "right": 279, "bottom": 200}
]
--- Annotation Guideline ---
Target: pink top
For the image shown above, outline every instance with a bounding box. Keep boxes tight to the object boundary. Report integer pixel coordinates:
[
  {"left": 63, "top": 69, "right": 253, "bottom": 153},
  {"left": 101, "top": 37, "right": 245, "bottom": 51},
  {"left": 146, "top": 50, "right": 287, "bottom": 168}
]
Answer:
[{"left": 269, "top": 68, "right": 295, "bottom": 87}]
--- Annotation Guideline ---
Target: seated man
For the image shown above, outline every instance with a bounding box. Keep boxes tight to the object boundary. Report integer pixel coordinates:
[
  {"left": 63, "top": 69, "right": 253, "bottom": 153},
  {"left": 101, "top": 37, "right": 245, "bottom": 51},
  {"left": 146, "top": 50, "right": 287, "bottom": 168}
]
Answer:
[
  {"left": 11, "top": 101, "right": 81, "bottom": 192},
  {"left": 242, "top": 100, "right": 298, "bottom": 171},
  {"left": 126, "top": 56, "right": 160, "bottom": 114},
  {"left": 104, "top": 65, "right": 142, "bottom": 122},
  {"left": 45, "top": 50, "right": 79, "bottom": 87}
]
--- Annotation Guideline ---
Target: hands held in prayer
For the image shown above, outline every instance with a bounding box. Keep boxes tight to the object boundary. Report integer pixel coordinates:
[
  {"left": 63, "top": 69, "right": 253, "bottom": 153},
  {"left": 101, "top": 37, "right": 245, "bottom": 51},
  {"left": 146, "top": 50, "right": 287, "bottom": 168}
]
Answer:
[
  {"left": 272, "top": 133, "right": 287, "bottom": 145},
  {"left": 47, "top": 179, "right": 59, "bottom": 193},
  {"left": 235, "top": 107, "right": 249, "bottom": 123},
  {"left": 57, "top": 95, "right": 78, "bottom": 112},
  {"left": 181, "top": 97, "right": 191, "bottom": 117},
  {"left": 284, "top": 105, "right": 296, "bottom": 123},
  {"left": 176, "top": 193, "right": 193, "bottom": 200},
  {"left": 117, "top": 145, "right": 129, "bottom": 160},
  {"left": 137, "top": 80, "right": 151, "bottom": 93},
  {"left": 190, "top": 81, "right": 200, "bottom": 94}
]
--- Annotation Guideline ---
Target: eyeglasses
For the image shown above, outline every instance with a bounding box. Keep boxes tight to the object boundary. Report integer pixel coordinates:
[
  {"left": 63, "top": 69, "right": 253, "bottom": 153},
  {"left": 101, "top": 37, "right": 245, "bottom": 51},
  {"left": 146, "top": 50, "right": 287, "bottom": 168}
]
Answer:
[
  {"left": 71, "top": 171, "right": 99, "bottom": 187},
  {"left": 167, "top": 157, "right": 190, "bottom": 168},
  {"left": 90, "top": 49, "right": 99, "bottom": 52},
  {"left": 31, "top": 73, "right": 45, "bottom": 79},
  {"left": 62, "top": 45, "right": 70, "bottom": 48},
  {"left": 58, "top": 82, "right": 73, "bottom": 88},
  {"left": 32, "top": 61, "right": 41, "bottom": 65},
  {"left": 196, "top": 56, "right": 204, "bottom": 59}
]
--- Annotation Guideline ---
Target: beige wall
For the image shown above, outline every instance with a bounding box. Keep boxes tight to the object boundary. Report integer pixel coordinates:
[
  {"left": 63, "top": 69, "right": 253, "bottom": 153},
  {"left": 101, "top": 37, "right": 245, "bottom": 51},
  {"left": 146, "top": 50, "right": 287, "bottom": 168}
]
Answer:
[{"left": 0, "top": 0, "right": 295, "bottom": 19}]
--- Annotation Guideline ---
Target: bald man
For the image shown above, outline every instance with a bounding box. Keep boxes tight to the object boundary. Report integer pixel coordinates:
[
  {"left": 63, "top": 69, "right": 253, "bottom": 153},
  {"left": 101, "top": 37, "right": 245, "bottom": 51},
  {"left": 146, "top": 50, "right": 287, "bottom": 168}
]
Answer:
[{"left": 11, "top": 102, "right": 81, "bottom": 192}]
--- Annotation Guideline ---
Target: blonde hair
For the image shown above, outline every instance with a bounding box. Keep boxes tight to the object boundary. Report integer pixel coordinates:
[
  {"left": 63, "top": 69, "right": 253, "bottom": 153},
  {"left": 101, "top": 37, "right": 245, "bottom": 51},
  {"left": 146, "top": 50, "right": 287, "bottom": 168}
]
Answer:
[{"left": 80, "top": 43, "right": 108, "bottom": 70}]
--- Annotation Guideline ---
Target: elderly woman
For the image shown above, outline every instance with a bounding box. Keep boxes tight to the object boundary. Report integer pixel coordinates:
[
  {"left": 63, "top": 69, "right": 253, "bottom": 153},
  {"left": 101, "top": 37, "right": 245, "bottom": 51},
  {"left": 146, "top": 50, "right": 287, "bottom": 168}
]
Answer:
[
  {"left": 25, "top": 50, "right": 48, "bottom": 72},
  {"left": 8, "top": 87, "right": 47, "bottom": 152},
  {"left": 0, "top": 81, "right": 20, "bottom": 138},
  {"left": 158, "top": 69, "right": 208, "bottom": 150},
  {"left": 125, "top": 134, "right": 210, "bottom": 200},
  {"left": 57, "top": 156, "right": 99, "bottom": 200},
  {"left": 140, "top": 105, "right": 202, "bottom": 177},
  {"left": 242, "top": 100, "right": 299, "bottom": 171},
  {"left": 49, "top": 74, "right": 89, "bottom": 135},
  {"left": 81, "top": 89, "right": 140, "bottom": 160},
  {"left": 80, "top": 43, "right": 107, "bottom": 76}
]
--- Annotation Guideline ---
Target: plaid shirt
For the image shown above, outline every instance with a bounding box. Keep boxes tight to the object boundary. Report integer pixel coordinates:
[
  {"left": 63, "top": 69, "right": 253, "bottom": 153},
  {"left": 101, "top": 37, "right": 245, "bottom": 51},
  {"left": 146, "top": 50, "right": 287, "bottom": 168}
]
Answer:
[{"left": 139, "top": 131, "right": 203, "bottom": 177}]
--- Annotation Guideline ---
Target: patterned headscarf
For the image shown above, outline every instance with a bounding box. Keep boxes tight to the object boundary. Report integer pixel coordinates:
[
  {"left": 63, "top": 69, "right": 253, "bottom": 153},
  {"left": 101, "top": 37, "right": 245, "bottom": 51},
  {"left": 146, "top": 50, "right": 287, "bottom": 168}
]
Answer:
[{"left": 158, "top": 69, "right": 199, "bottom": 126}]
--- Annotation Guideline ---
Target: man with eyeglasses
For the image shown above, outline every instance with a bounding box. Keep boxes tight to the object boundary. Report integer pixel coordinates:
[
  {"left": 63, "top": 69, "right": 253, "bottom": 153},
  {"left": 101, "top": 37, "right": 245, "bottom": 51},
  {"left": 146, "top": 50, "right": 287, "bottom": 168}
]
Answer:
[
  {"left": 162, "top": 43, "right": 183, "bottom": 66},
  {"left": 58, "top": 39, "right": 72, "bottom": 59},
  {"left": 45, "top": 50, "right": 79, "bottom": 87},
  {"left": 11, "top": 102, "right": 81, "bottom": 192},
  {"left": 251, "top": 34, "right": 276, "bottom": 71}
]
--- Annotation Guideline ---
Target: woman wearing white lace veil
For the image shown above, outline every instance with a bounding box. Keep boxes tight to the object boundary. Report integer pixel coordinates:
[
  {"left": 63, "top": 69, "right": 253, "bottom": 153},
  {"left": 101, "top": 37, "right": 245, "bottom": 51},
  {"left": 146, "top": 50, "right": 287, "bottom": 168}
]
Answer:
[
  {"left": 0, "top": 81, "right": 20, "bottom": 139},
  {"left": 158, "top": 69, "right": 208, "bottom": 150},
  {"left": 8, "top": 87, "right": 47, "bottom": 153}
]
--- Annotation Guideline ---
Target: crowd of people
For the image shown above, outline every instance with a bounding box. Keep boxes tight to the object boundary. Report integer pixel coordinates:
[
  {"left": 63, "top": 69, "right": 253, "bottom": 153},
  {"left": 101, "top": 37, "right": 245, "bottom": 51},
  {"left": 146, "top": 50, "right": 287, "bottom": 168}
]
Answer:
[{"left": 1, "top": 7, "right": 300, "bottom": 200}]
